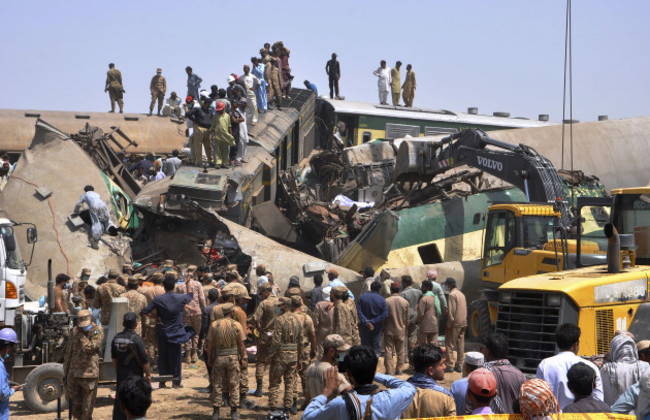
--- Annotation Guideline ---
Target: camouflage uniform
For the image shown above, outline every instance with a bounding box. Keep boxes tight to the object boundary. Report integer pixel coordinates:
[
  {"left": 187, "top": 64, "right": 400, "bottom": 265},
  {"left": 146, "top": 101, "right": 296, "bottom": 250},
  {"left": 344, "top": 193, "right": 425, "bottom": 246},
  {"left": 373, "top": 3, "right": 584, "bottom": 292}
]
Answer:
[
  {"left": 176, "top": 279, "right": 206, "bottom": 362},
  {"left": 294, "top": 309, "right": 315, "bottom": 396},
  {"left": 105, "top": 67, "right": 124, "bottom": 112},
  {"left": 139, "top": 284, "right": 165, "bottom": 364},
  {"left": 63, "top": 324, "right": 103, "bottom": 420},
  {"left": 94, "top": 280, "right": 125, "bottom": 326},
  {"left": 268, "top": 301, "right": 303, "bottom": 410},
  {"left": 149, "top": 70, "right": 167, "bottom": 115},
  {"left": 253, "top": 294, "right": 278, "bottom": 384},
  {"left": 121, "top": 289, "right": 147, "bottom": 336},
  {"left": 233, "top": 304, "right": 250, "bottom": 395},
  {"left": 333, "top": 297, "right": 361, "bottom": 347},
  {"left": 206, "top": 314, "right": 245, "bottom": 410}
]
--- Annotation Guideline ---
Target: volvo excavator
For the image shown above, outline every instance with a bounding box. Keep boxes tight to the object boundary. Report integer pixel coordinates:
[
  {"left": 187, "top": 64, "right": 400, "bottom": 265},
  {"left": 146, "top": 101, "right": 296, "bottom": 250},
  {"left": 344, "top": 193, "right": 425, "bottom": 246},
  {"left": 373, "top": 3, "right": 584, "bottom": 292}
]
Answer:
[{"left": 393, "top": 129, "right": 607, "bottom": 340}]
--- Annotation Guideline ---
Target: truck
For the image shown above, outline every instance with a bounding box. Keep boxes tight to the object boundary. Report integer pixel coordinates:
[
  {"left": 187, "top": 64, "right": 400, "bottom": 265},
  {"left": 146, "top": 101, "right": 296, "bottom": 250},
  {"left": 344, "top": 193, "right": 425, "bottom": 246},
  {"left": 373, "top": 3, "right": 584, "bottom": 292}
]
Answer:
[
  {"left": 0, "top": 219, "right": 37, "bottom": 327},
  {"left": 494, "top": 187, "right": 650, "bottom": 373},
  {"left": 393, "top": 129, "right": 607, "bottom": 340}
]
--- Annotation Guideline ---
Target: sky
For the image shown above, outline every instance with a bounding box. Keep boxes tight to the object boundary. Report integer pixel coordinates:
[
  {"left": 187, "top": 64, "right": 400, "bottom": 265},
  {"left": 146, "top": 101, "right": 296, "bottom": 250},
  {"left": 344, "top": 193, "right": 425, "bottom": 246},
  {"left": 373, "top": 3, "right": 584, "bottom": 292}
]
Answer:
[{"left": 1, "top": 1, "right": 649, "bottom": 123}]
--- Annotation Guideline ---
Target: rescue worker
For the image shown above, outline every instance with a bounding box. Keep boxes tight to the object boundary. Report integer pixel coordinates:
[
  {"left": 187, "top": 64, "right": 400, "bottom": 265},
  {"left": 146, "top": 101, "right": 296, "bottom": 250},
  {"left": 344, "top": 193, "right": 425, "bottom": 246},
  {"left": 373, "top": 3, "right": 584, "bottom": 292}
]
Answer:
[
  {"left": 331, "top": 286, "right": 360, "bottom": 347},
  {"left": 390, "top": 61, "right": 402, "bottom": 106},
  {"left": 205, "top": 302, "right": 246, "bottom": 420},
  {"left": 268, "top": 297, "right": 303, "bottom": 415},
  {"left": 291, "top": 295, "right": 316, "bottom": 409},
  {"left": 252, "top": 282, "right": 278, "bottom": 397},
  {"left": 175, "top": 269, "right": 206, "bottom": 364},
  {"left": 94, "top": 269, "right": 125, "bottom": 347},
  {"left": 73, "top": 185, "right": 114, "bottom": 250},
  {"left": 149, "top": 68, "right": 166, "bottom": 116},
  {"left": 0, "top": 328, "right": 20, "bottom": 419},
  {"left": 402, "top": 64, "right": 417, "bottom": 107},
  {"left": 105, "top": 63, "right": 125, "bottom": 113},
  {"left": 63, "top": 309, "right": 103, "bottom": 420},
  {"left": 120, "top": 277, "right": 148, "bottom": 336},
  {"left": 233, "top": 290, "right": 254, "bottom": 407},
  {"left": 210, "top": 101, "right": 235, "bottom": 168}
]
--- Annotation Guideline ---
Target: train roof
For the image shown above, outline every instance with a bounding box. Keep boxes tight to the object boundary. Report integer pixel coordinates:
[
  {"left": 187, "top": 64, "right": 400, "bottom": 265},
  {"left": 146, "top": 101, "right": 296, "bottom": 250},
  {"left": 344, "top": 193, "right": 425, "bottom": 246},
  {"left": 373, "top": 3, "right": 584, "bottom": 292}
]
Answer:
[{"left": 318, "top": 98, "right": 555, "bottom": 129}]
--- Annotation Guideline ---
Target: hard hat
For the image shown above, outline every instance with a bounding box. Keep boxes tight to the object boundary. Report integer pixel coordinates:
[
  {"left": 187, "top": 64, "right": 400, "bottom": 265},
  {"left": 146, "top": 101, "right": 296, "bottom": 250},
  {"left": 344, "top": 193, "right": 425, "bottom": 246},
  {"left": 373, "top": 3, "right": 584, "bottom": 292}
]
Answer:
[
  {"left": 0, "top": 328, "right": 18, "bottom": 344},
  {"left": 227, "top": 75, "right": 236, "bottom": 83},
  {"left": 215, "top": 102, "right": 225, "bottom": 112}
]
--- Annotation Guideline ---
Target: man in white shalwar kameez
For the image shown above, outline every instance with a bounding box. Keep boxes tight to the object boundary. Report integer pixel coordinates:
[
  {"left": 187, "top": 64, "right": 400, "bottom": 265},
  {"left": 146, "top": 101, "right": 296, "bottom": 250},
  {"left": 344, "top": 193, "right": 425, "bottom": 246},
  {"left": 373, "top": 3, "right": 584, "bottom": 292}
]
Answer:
[
  {"left": 73, "top": 185, "right": 113, "bottom": 249},
  {"left": 373, "top": 60, "right": 391, "bottom": 105}
]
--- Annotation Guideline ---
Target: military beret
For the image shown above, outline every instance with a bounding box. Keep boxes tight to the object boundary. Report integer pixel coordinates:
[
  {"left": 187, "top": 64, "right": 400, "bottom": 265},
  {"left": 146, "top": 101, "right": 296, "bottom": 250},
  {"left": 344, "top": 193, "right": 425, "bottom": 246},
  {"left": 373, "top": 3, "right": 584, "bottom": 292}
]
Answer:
[
  {"left": 221, "top": 302, "right": 234, "bottom": 315},
  {"left": 290, "top": 296, "right": 302, "bottom": 306},
  {"left": 287, "top": 286, "right": 301, "bottom": 297},
  {"left": 332, "top": 286, "right": 348, "bottom": 297}
]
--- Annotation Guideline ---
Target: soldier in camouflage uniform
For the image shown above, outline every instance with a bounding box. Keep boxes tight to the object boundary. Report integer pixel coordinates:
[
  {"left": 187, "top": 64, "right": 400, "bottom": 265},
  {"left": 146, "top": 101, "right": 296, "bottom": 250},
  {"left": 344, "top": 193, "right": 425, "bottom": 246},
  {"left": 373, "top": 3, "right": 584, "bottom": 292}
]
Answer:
[
  {"left": 149, "top": 68, "right": 167, "bottom": 116},
  {"left": 105, "top": 63, "right": 125, "bottom": 113},
  {"left": 63, "top": 309, "right": 103, "bottom": 420},
  {"left": 70, "top": 268, "right": 91, "bottom": 305},
  {"left": 139, "top": 272, "right": 165, "bottom": 368},
  {"left": 121, "top": 277, "right": 148, "bottom": 336},
  {"left": 332, "top": 286, "right": 361, "bottom": 347},
  {"left": 176, "top": 272, "right": 206, "bottom": 363},
  {"left": 291, "top": 295, "right": 316, "bottom": 409},
  {"left": 205, "top": 302, "right": 246, "bottom": 420},
  {"left": 268, "top": 297, "right": 303, "bottom": 414},
  {"left": 202, "top": 273, "right": 219, "bottom": 301},
  {"left": 233, "top": 290, "right": 252, "bottom": 404},
  {"left": 252, "top": 282, "right": 278, "bottom": 397},
  {"left": 94, "top": 269, "right": 125, "bottom": 353}
]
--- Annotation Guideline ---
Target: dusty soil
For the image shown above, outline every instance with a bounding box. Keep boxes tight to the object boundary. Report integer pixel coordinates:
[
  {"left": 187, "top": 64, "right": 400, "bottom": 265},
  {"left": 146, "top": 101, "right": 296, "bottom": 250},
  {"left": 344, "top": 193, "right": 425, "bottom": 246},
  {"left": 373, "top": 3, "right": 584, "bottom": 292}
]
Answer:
[{"left": 10, "top": 357, "right": 465, "bottom": 420}]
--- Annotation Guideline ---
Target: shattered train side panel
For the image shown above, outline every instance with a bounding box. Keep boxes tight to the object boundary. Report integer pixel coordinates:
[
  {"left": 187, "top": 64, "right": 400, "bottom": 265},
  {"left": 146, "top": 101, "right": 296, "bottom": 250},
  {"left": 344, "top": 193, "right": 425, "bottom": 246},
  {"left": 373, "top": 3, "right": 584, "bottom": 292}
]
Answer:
[{"left": 0, "top": 120, "right": 130, "bottom": 299}]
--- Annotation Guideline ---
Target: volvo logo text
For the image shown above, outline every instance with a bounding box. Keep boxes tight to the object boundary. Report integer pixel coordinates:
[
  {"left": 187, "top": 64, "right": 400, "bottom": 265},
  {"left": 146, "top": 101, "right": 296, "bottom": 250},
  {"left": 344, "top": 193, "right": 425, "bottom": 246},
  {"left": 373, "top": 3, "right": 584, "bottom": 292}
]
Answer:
[{"left": 477, "top": 156, "right": 503, "bottom": 171}]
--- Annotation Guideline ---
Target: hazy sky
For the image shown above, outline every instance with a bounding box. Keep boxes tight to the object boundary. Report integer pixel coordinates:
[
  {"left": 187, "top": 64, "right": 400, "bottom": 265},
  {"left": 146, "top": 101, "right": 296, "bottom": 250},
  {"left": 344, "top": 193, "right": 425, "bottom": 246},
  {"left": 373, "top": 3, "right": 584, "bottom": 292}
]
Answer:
[{"left": 1, "top": 1, "right": 648, "bottom": 123}]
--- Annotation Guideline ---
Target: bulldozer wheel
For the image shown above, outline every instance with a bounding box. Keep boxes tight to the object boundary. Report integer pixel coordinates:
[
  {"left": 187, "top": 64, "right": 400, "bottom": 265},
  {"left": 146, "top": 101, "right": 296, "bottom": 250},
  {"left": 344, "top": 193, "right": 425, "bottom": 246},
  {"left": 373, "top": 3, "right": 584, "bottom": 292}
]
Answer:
[
  {"left": 468, "top": 300, "right": 492, "bottom": 342},
  {"left": 23, "top": 362, "right": 68, "bottom": 413}
]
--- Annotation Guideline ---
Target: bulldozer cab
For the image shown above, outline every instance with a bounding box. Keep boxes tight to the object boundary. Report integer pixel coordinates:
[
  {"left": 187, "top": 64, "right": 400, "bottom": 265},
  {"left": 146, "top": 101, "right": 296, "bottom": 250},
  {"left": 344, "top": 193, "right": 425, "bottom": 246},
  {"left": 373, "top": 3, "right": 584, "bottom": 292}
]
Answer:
[{"left": 481, "top": 203, "right": 563, "bottom": 285}]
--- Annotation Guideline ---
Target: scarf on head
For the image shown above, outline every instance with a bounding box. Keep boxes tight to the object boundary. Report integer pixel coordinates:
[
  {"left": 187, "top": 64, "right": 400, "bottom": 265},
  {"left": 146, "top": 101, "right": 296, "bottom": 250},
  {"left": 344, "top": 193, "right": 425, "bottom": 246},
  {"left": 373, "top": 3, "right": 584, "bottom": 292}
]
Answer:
[
  {"left": 519, "top": 379, "right": 560, "bottom": 420},
  {"left": 407, "top": 373, "right": 453, "bottom": 397}
]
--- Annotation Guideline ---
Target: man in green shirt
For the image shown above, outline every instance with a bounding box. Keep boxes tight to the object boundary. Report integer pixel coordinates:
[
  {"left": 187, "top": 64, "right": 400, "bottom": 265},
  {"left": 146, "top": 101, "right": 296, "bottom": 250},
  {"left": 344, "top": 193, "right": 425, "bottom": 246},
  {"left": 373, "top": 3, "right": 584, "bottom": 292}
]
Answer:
[{"left": 210, "top": 102, "right": 235, "bottom": 168}]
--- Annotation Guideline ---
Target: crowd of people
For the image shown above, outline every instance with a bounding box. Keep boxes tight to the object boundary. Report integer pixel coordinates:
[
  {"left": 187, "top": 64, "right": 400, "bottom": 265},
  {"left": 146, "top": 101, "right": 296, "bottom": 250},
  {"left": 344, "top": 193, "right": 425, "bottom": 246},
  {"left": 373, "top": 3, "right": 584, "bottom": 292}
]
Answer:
[{"left": 41, "top": 257, "right": 650, "bottom": 420}]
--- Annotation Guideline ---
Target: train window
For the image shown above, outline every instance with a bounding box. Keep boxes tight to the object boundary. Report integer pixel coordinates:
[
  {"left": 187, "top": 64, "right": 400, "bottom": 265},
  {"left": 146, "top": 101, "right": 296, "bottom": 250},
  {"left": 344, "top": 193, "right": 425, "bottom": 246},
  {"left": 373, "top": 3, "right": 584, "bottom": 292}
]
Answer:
[
  {"left": 424, "top": 126, "right": 459, "bottom": 136},
  {"left": 362, "top": 131, "right": 372, "bottom": 143},
  {"left": 418, "top": 243, "right": 442, "bottom": 264}
]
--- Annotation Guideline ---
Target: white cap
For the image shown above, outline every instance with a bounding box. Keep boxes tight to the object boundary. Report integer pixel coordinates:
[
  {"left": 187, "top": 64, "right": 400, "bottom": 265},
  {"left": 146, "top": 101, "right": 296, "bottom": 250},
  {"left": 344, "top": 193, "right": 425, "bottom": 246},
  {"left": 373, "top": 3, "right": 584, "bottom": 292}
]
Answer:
[{"left": 322, "top": 286, "right": 332, "bottom": 302}]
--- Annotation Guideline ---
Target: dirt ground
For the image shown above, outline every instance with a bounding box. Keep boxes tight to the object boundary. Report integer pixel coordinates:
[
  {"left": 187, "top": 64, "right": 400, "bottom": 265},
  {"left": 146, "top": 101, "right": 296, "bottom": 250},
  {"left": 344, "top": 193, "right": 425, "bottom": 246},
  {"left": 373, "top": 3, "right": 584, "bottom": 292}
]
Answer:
[{"left": 10, "top": 355, "right": 466, "bottom": 420}]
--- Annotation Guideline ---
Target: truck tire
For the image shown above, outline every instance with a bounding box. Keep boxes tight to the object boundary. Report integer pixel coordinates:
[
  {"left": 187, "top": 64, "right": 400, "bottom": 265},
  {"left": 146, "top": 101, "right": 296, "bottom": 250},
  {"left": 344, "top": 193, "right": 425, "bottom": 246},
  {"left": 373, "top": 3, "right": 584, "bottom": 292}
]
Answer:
[
  {"left": 468, "top": 300, "right": 492, "bottom": 342},
  {"left": 23, "top": 362, "right": 68, "bottom": 413}
]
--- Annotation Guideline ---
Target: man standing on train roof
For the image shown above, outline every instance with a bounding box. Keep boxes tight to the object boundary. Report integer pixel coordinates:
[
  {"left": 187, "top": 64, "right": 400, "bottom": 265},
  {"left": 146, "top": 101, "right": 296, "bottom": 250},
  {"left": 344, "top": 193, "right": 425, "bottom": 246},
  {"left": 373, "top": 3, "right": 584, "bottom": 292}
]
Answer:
[
  {"left": 390, "top": 61, "right": 402, "bottom": 106},
  {"left": 373, "top": 60, "right": 391, "bottom": 105},
  {"left": 325, "top": 53, "right": 341, "bottom": 100}
]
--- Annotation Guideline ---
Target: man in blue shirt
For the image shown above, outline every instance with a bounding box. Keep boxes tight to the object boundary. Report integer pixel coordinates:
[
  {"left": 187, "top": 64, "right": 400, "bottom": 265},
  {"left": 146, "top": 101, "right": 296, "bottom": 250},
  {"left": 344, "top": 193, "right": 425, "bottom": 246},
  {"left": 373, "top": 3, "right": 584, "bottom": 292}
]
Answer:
[
  {"left": 303, "top": 80, "right": 318, "bottom": 96},
  {"left": 450, "top": 351, "right": 484, "bottom": 413},
  {"left": 356, "top": 282, "right": 387, "bottom": 356},
  {"left": 327, "top": 268, "right": 354, "bottom": 300},
  {"left": 0, "top": 328, "right": 18, "bottom": 419},
  {"left": 302, "top": 346, "right": 416, "bottom": 420},
  {"left": 142, "top": 273, "right": 194, "bottom": 388}
]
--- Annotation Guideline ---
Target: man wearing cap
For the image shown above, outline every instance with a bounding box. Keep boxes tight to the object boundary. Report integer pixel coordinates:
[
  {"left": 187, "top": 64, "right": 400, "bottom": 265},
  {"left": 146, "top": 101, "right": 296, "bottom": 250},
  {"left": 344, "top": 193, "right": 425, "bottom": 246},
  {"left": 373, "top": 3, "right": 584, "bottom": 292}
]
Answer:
[
  {"left": 400, "top": 275, "right": 422, "bottom": 362},
  {"left": 464, "top": 332, "right": 525, "bottom": 414},
  {"left": 390, "top": 61, "right": 402, "bottom": 106},
  {"left": 242, "top": 64, "right": 260, "bottom": 125},
  {"left": 142, "top": 273, "right": 195, "bottom": 388},
  {"left": 210, "top": 100, "right": 235, "bottom": 168},
  {"left": 94, "top": 269, "right": 126, "bottom": 345},
  {"left": 268, "top": 58, "right": 283, "bottom": 110},
  {"left": 205, "top": 302, "right": 247, "bottom": 420},
  {"left": 105, "top": 63, "right": 124, "bottom": 113},
  {"left": 426, "top": 269, "right": 448, "bottom": 318},
  {"left": 186, "top": 66, "right": 202, "bottom": 101},
  {"left": 163, "top": 149, "right": 182, "bottom": 176},
  {"left": 384, "top": 281, "right": 409, "bottom": 375},
  {"left": 201, "top": 273, "right": 218, "bottom": 300},
  {"left": 138, "top": 272, "right": 165, "bottom": 368},
  {"left": 121, "top": 277, "right": 148, "bottom": 336},
  {"left": 252, "top": 282, "right": 278, "bottom": 397},
  {"left": 268, "top": 296, "right": 303, "bottom": 414},
  {"left": 71, "top": 268, "right": 91, "bottom": 300},
  {"left": 451, "top": 351, "right": 485, "bottom": 413},
  {"left": 163, "top": 91, "right": 183, "bottom": 118},
  {"left": 226, "top": 75, "right": 247, "bottom": 102},
  {"left": 149, "top": 68, "right": 167, "bottom": 116},
  {"left": 313, "top": 286, "right": 334, "bottom": 358},
  {"left": 292, "top": 295, "right": 316, "bottom": 409},
  {"left": 356, "top": 281, "right": 387, "bottom": 356},
  {"left": 325, "top": 53, "right": 341, "bottom": 100},
  {"left": 444, "top": 277, "right": 467, "bottom": 373},
  {"left": 175, "top": 268, "right": 206, "bottom": 364},
  {"left": 403, "top": 344, "right": 456, "bottom": 418},
  {"left": 332, "top": 286, "right": 360, "bottom": 347},
  {"left": 466, "top": 368, "right": 497, "bottom": 414},
  {"left": 416, "top": 280, "right": 439, "bottom": 346},
  {"left": 185, "top": 98, "right": 214, "bottom": 166},
  {"left": 111, "top": 312, "right": 151, "bottom": 420},
  {"left": 63, "top": 309, "right": 104, "bottom": 420},
  {"left": 326, "top": 268, "right": 354, "bottom": 300},
  {"left": 233, "top": 289, "right": 253, "bottom": 405},
  {"left": 305, "top": 334, "right": 351, "bottom": 404}
]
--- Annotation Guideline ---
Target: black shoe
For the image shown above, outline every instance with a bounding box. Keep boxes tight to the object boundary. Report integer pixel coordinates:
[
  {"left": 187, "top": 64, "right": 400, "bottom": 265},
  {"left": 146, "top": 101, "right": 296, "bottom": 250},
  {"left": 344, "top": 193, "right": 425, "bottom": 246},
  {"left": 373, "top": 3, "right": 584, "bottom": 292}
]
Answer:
[
  {"left": 212, "top": 407, "right": 220, "bottom": 420},
  {"left": 199, "top": 386, "right": 212, "bottom": 394},
  {"left": 240, "top": 396, "right": 255, "bottom": 409},
  {"left": 159, "top": 382, "right": 167, "bottom": 388},
  {"left": 290, "top": 404, "right": 298, "bottom": 415},
  {"left": 223, "top": 393, "right": 230, "bottom": 407},
  {"left": 454, "top": 366, "right": 462, "bottom": 373},
  {"left": 444, "top": 367, "right": 453, "bottom": 373},
  {"left": 253, "top": 388, "right": 263, "bottom": 397},
  {"left": 172, "top": 383, "right": 184, "bottom": 389}
]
